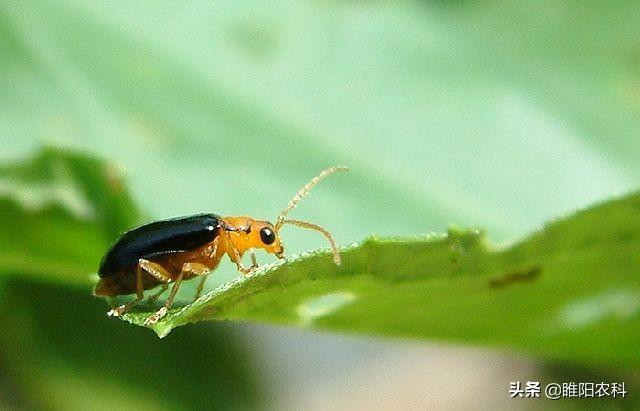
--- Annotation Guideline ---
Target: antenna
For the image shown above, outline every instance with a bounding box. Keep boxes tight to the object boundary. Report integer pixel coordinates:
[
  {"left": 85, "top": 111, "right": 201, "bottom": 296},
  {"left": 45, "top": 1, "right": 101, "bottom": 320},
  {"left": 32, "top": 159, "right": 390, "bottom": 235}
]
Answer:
[
  {"left": 274, "top": 166, "right": 348, "bottom": 265},
  {"left": 281, "top": 219, "right": 342, "bottom": 265},
  {"left": 275, "top": 166, "right": 349, "bottom": 231}
]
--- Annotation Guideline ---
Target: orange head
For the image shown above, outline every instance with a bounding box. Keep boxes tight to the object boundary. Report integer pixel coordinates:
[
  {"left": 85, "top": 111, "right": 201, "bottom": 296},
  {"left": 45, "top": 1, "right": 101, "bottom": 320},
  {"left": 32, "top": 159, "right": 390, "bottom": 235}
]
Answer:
[
  {"left": 220, "top": 216, "right": 284, "bottom": 257},
  {"left": 222, "top": 166, "right": 348, "bottom": 265}
]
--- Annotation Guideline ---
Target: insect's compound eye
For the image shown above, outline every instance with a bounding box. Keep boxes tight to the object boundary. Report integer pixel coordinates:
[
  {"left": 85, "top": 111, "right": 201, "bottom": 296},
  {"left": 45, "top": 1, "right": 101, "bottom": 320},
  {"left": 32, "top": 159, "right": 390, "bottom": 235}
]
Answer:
[{"left": 260, "top": 227, "right": 276, "bottom": 245}]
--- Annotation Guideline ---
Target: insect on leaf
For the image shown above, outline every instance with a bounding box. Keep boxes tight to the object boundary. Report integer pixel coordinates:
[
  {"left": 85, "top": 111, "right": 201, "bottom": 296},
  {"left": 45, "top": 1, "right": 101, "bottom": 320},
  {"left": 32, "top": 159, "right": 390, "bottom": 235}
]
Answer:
[{"left": 124, "top": 192, "right": 640, "bottom": 368}]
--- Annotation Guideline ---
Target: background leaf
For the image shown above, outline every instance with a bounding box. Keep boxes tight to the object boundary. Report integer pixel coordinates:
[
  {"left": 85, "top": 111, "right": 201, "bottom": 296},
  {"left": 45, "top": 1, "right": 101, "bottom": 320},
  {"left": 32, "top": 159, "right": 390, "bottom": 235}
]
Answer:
[
  {"left": 0, "top": 148, "right": 140, "bottom": 286},
  {"left": 0, "top": 149, "right": 262, "bottom": 410}
]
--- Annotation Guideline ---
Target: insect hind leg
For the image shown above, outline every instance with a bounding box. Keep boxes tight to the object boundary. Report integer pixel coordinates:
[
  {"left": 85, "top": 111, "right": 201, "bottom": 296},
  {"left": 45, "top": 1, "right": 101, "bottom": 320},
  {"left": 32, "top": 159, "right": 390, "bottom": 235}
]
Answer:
[
  {"left": 107, "top": 259, "right": 173, "bottom": 318},
  {"left": 107, "top": 263, "right": 146, "bottom": 317},
  {"left": 138, "top": 258, "right": 173, "bottom": 283}
]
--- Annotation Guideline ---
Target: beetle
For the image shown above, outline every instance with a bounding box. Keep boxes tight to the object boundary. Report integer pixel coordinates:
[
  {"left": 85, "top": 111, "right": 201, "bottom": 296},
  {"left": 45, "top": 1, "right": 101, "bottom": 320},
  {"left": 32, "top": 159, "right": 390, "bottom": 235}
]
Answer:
[{"left": 94, "top": 166, "right": 348, "bottom": 325}]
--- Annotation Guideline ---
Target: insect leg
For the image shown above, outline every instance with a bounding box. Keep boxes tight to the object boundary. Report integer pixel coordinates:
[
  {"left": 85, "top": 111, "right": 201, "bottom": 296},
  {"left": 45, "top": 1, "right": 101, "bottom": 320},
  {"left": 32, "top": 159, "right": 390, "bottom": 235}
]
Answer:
[
  {"left": 181, "top": 263, "right": 212, "bottom": 301},
  {"left": 249, "top": 249, "right": 259, "bottom": 269},
  {"left": 126, "top": 258, "right": 173, "bottom": 303},
  {"left": 138, "top": 258, "right": 172, "bottom": 303},
  {"left": 146, "top": 283, "right": 169, "bottom": 304},
  {"left": 194, "top": 276, "right": 208, "bottom": 301},
  {"left": 138, "top": 258, "right": 172, "bottom": 283},
  {"left": 144, "top": 264, "right": 188, "bottom": 326},
  {"left": 203, "top": 237, "right": 219, "bottom": 258},
  {"left": 233, "top": 259, "right": 254, "bottom": 275},
  {"left": 107, "top": 263, "right": 146, "bottom": 317},
  {"left": 221, "top": 229, "right": 255, "bottom": 275},
  {"left": 181, "top": 262, "right": 211, "bottom": 277}
]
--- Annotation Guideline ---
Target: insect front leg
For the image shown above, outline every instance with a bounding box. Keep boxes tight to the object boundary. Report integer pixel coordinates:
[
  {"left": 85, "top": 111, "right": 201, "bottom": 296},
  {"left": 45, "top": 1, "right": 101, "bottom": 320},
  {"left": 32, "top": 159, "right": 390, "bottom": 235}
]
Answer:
[
  {"left": 221, "top": 229, "right": 255, "bottom": 275},
  {"left": 231, "top": 252, "right": 254, "bottom": 275},
  {"left": 234, "top": 249, "right": 259, "bottom": 274},
  {"left": 249, "top": 249, "right": 259, "bottom": 270}
]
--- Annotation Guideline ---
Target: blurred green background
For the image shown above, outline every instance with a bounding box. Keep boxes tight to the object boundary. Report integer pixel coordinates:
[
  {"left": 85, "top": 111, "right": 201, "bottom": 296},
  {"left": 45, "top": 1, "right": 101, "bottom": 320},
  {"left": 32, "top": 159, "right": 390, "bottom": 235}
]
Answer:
[{"left": 1, "top": 0, "right": 639, "bottom": 410}]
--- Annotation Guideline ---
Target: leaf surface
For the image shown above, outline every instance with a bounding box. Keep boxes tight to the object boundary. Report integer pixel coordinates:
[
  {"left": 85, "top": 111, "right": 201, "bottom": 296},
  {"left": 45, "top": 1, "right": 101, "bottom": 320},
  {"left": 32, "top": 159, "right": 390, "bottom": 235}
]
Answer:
[{"left": 125, "top": 192, "right": 640, "bottom": 368}]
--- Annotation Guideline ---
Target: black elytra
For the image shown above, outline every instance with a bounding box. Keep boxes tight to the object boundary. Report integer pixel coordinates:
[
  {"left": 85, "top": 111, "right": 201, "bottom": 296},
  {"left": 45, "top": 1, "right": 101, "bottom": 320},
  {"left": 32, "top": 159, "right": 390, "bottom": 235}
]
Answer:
[{"left": 98, "top": 213, "right": 221, "bottom": 276}]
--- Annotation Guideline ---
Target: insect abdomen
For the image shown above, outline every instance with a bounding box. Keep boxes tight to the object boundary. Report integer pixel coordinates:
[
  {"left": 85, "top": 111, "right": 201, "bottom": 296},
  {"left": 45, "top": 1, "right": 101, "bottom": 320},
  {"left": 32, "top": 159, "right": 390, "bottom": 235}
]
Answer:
[{"left": 98, "top": 213, "right": 220, "bottom": 276}]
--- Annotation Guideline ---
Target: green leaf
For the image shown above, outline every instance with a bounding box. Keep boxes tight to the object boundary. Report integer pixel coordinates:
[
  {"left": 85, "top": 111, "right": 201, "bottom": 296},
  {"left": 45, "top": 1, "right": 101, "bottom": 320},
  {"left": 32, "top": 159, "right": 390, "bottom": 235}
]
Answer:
[
  {"left": 0, "top": 148, "right": 140, "bottom": 286},
  {"left": 125, "top": 192, "right": 640, "bottom": 368}
]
